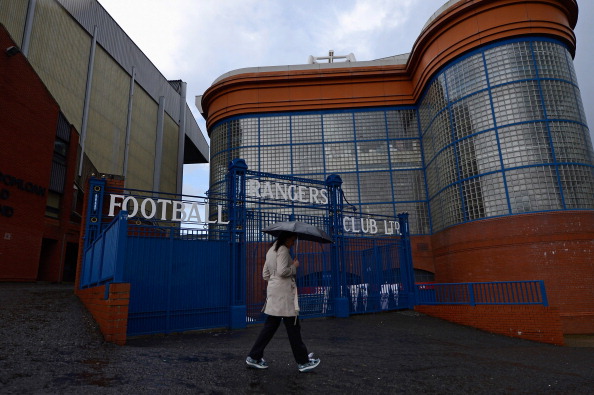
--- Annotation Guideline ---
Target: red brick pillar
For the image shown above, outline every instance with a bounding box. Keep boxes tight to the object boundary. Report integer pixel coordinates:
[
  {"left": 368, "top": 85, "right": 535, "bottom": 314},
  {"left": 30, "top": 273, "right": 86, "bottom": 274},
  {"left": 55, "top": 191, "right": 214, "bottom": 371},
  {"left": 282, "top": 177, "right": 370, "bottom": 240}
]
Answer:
[{"left": 74, "top": 176, "right": 130, "bottom": 345}]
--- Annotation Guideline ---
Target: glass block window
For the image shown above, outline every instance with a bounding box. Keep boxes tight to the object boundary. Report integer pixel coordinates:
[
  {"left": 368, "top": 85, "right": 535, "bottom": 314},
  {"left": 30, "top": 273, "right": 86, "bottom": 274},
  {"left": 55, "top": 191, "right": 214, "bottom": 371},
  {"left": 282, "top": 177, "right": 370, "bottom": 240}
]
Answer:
[
  {"left": 339, "top": 172, "right": 360, "bottom": 209},
  {"left": 389, "top": 140, "right": 422, "bottom": 169},
  {"left": 357, "top": 140, "right": 389, "bottom": 170},
  {"left": 491, "top": 81, "right": 544, "bottom": 126},
  {"left": 559, "top": 165, "right": 594, "bottom": 209},
  {"left": 445, "top": 52, "right": 487, "bottom": 102},
  {"left": 260, "top": 116, "right": 290, "bottom": 145},
  {"left": 292, "top": 144, "right": 324, "bottom": 175},
  {"left": 386, "top": 110, "right": 418, "bottom": 139},
  {"left": 461, "top": 177, "right": 486, "bottom": 220},
  {"left": 457, "top": 137, "right": 482, "bottom": 179},
  {"left": 422, "top": 110, "right": 451, "bottom": 163},
  {"left": 498, "top": 122, "right": 553, "bottom": 168},
  {"left": 239, "top": 118, "right": 259, "bottom": 146},
  {"left": 470, "top": 130, "right": 501, "bottom": 174},
  {"left": 209, "top": 38, "right": 592, "bottom": 236},
  {"left": 549, "top": 122, "right": 594, "bottom": 165},
  {"left": 532, "top": 41, "right": 573, "bottom": 81},
  {"left": 325, "top": 142, "right": 357, "bottom": 173},
  {"left": 358, "top": 171, "right": 393, "bottom": 203},
  {"left": 479, "top": 172, "right": 509, "bottom": 217},
  {"left": 396, "top": 201, "right": 430, "bottom": 234},
  {"left": 392, "top": 170, "right": 425, "bottom": 202},
  {"left": 450, "top": 91, "right": 493, "bottom": 139},
  {"left": 507, "top": 166, "right": 562, "bottom": 213},
  {"left": 485, "top": 41, "right": 535, "bottom": 86},
  {"left": 419, "top": 75, "right": 447, "bottom": 132},
  {"left": 323, "top": 113, "right": 354, "bottom": 141},
  {"left": 292, "top": 114, "right": 323, "bottom": 143},
  {"left": 540, "top": 80, "right": 581, "bottom": 122},
  {"left": 355, "top": 112, "right": 386, "bottom": 140},
  {"left": 259, "top": 145, "right": 290, "bottom": 174}
]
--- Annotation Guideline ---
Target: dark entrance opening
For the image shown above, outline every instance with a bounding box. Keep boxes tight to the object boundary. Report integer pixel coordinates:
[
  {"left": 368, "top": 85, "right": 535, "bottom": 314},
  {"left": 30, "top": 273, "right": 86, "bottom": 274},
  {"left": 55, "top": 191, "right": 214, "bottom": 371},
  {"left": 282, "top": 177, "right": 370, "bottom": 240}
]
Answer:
[{"left": 62, "top": 242, "right": 78, "bottom": 282}]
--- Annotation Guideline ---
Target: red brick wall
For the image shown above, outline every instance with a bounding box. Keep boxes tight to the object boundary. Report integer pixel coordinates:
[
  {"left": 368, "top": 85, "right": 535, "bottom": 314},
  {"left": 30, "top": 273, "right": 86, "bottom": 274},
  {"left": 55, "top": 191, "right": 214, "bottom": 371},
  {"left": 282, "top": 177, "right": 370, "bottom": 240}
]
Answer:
[
  {"left": 76, "top": 283, "right": 130, "bottom": 345},
  {"left": 38, "top": 125, "right": 81, "bottom": 282},
  {"left": 411, "top": 235, "right": 435, "bottom": 274},
  {"left": 0, "top": 25, "right": 59, "bottom": 280},
  {"left": 415, "top": 305, "right": 565, "bottom": 345},
  {"left": 431, "top": 211, "right": 594, "bottom": 334}
]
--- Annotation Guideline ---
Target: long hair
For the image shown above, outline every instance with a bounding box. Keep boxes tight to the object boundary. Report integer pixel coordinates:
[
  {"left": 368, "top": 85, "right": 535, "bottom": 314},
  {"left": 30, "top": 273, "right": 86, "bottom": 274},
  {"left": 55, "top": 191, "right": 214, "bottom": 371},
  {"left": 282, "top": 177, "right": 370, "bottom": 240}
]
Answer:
[{"left": 274, "top": 231, "right": 295, "bottom": 251}]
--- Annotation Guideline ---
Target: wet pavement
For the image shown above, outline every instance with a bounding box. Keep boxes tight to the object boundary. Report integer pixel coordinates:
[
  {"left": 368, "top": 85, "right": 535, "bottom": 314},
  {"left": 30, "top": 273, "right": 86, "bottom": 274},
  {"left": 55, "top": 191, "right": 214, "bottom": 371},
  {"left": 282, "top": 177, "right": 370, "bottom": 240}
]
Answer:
[{"left": 1, "top": 283, "right": 593, "bottom": 394}]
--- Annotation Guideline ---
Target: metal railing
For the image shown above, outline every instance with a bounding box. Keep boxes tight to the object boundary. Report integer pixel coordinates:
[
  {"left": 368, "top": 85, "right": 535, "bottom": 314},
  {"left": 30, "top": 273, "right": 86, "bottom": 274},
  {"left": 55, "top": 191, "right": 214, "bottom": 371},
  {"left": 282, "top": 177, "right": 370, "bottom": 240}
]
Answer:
[
  {"left": 415, "top": 280, "right": 548, "bottom": 306},
  {"left": 81, "top": 211, "right": 127, "bottom": 288}
]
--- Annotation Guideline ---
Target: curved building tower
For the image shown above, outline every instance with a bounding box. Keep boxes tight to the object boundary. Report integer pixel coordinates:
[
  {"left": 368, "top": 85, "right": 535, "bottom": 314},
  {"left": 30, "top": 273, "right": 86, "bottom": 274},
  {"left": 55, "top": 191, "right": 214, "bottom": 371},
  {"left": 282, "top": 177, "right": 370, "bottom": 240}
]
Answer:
[{"left": 200, "top": 0, "right": 594, "bottom": 334}]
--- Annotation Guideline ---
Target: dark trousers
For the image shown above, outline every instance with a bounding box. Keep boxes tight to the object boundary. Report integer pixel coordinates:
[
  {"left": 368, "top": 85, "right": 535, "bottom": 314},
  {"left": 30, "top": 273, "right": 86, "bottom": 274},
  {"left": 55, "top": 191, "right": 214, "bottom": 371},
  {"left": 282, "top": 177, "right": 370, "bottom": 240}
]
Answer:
[{"left": 248, "top": 315, "right": 309, "bottom": 364}]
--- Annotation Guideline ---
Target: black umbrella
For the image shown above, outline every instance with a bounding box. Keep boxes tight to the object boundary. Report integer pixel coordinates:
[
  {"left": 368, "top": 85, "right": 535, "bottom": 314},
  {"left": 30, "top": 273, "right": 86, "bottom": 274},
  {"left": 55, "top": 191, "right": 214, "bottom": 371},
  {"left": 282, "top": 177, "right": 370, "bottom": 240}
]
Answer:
[{"left": 261, "top": 221, "right": 332, "bottom": 244}]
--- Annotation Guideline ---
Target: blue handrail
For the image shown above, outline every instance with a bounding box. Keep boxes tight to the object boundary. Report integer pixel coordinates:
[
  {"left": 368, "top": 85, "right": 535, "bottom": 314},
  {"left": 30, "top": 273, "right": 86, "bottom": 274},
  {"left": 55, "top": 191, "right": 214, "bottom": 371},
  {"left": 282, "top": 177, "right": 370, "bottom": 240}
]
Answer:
[{"left": 415, "top": 280, "right": 548, "bottom": 306}]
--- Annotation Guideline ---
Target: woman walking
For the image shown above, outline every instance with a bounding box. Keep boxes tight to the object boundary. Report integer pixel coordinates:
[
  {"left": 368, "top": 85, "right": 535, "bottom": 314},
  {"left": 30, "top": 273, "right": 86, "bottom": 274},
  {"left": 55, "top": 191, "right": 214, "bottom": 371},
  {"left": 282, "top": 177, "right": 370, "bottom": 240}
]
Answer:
[{"left": 246, "top": 231, "right": 321, "bottom": 372}]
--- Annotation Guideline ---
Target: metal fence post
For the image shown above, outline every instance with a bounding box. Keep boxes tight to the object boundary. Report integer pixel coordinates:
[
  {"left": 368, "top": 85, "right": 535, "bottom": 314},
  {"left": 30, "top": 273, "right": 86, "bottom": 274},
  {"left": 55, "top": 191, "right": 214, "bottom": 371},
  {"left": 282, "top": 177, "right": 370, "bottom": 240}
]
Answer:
[
  {"left": 227, "top": 159, "right": 248, "bottom": 329},
  {"left": 326, "top": 174, "right": 349, "bottom": 318},
  {"left": 468, "top": 283, "right": 476, "bottom": 306},
  {"left": 113, "top": 210, "right": 128, "bottom": 283},
  {"left": 397, "top": 213, "right": 415, "bottom": 308},
  {"left": 539, "top": 280, "right": 549, "bottom": 306}
]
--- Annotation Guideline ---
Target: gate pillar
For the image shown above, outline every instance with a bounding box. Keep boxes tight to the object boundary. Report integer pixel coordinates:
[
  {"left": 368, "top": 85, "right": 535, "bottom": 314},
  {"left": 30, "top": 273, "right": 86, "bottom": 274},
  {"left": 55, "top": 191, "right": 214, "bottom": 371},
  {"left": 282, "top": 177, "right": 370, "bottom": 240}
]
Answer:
[
  {"left": 227, "top": 159, "right": 248, "bottom": 329},
  {"left": 397, "top": 213, "right": 415, "bottom": 308},
  {"left": 326, "top": 174, "right": 349, "bottom": 318},
  {"left": 84, "top": 178, "right": 107, "bottom": 249}
]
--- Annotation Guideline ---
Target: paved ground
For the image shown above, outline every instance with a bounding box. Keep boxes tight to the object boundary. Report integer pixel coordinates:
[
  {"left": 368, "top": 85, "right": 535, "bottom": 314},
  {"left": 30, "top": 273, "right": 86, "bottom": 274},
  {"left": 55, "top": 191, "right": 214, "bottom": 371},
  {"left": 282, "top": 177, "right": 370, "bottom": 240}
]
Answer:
[{"left": 1, "top": 283, "right": 593, "bottom": 394}]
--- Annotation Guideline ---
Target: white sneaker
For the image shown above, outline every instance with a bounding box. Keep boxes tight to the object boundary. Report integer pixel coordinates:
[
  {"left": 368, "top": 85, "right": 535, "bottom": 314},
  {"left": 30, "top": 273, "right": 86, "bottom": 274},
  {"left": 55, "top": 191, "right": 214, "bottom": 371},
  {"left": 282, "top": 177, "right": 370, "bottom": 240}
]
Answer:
[
  {"left": 298, "top": 358, "right": 320, "bottom": 372},
  {"left": 246, "top": 356, "right": 268, "bottom": 369}
]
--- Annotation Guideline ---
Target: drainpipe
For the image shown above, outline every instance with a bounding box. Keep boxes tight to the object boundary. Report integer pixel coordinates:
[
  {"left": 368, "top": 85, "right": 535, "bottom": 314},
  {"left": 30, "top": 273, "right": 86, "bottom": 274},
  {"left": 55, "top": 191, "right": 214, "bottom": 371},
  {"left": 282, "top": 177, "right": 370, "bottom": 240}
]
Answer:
[
  {"left": 21, "top": 0, "right": 36, "bottom": 56},
  {"left": 177, "top": 82, "right": 187, "bottom": 195},
  {"left": 123, "top": 67, "right": 136, "bottom": 186}
]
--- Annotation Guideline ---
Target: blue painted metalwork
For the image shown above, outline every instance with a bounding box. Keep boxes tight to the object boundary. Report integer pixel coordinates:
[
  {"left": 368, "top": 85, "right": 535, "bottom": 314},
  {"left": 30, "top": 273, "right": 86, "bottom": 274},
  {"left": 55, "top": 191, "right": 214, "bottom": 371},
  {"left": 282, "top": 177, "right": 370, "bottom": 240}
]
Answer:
[
  {"left": 123, "top": 226, "right": 230, "bottom": 335},
  {"left": 84, "top": 178, "right": 106, "bottom": 249},
  {"left": 415, "top": 280, "right": 549, "bottom": 306},
  {"left": 227, "top": 159, "right": 248, "bottom": 329},
  {"left": 80, "top": 163, "right": 415, "bottom": 337},
  {"left": 80, "top": 210, "right": 127, "bottom": 288}
]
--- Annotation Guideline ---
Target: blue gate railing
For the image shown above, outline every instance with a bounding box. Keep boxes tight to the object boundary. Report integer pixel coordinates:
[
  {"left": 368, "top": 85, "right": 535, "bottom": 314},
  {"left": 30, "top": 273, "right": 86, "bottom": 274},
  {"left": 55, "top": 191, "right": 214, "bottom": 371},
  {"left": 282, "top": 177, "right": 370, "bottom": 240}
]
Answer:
[
  {"left": 415, "top": 280, "right": 549, "bottom": 306},
  {"left": 80, "top": 211, "right": 127, "bottom": 288},
  {"left": 80, "top": 160, "right": 415, "bottom": 337},
  {"left": 123, "top": 225, "right": 230, "bottom": 336}
]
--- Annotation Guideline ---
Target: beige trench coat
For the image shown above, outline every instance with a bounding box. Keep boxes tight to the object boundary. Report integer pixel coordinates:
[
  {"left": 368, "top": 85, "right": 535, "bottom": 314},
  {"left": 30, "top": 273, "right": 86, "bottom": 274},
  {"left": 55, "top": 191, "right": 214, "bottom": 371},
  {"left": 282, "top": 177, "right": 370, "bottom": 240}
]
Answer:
[{"left": 262, "top": 243, "right": 299, "bottom": 317}]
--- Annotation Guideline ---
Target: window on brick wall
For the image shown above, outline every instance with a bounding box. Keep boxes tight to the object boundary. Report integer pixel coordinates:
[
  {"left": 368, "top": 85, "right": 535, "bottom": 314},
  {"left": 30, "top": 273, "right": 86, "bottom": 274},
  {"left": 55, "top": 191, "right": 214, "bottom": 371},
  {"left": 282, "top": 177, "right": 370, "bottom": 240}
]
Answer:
[{"left": 45, "top": 113, "right": 70, "bottom": 219}]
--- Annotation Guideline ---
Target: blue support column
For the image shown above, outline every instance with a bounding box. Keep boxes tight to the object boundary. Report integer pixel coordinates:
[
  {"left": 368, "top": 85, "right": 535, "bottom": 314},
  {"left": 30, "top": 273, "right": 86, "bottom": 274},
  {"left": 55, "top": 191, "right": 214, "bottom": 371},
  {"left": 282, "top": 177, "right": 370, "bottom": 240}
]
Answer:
[
  {"left": 326, "top": 174, "right": 349, "bottom": 318},
  {"left": 227, "top": 159, "right": 248, "bottom": 329},
  {"left": 84, "top": 178, "right": 106, "bottom": 249},
  {"left": 397, "top": 213, "right": 415, "bottom": 308},
  {"left": 113, "top": 210, "right": 128, "bottom": 283}
]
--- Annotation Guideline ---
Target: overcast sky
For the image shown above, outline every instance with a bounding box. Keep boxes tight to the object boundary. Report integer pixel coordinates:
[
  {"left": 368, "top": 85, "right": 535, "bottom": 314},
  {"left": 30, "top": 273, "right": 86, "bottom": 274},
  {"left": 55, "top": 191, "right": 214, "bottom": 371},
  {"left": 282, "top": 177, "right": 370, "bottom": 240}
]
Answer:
[{"left": 97, "top": 0, "right": 594, "bottom": 198}]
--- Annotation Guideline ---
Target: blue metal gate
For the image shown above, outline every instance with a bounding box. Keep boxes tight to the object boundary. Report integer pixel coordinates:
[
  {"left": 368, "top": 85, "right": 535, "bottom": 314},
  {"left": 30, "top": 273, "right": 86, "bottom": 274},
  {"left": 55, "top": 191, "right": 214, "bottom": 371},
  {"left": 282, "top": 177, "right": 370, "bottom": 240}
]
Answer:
[
  {"left": 226, "top": 159, "right": 415, "bottom": 324},
  {"left": 80, "top": 159, "right": 415, "bottom": 336},
  {"left": 80, "top": 179, "right": 232, "bottom": 336}
]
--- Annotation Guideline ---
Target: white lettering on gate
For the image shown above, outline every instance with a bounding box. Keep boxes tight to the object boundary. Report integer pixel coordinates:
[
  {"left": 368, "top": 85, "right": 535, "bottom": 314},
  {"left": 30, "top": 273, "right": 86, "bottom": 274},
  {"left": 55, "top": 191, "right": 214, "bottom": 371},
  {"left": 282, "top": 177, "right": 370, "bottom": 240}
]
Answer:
[
  {"left": 186, "top": 202, "right": 201, "bottom": 222},
  {"left": 141, "top": 198, "right": 157, "bottom": 219},
  {"left": 107, "top": 195, "right": 228, "bottom": 224},
  {"left": 246, "top": 180, "right": 328, "bottom": 205},
  {"left": 157, "top": 199, "right": 171, "bottom": 220},
  {"left": 106, "top": 185, "right": 394, "bottom": 234},
  {"left": 343, "top": 216, "right": 399, "bottom": 236}
]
